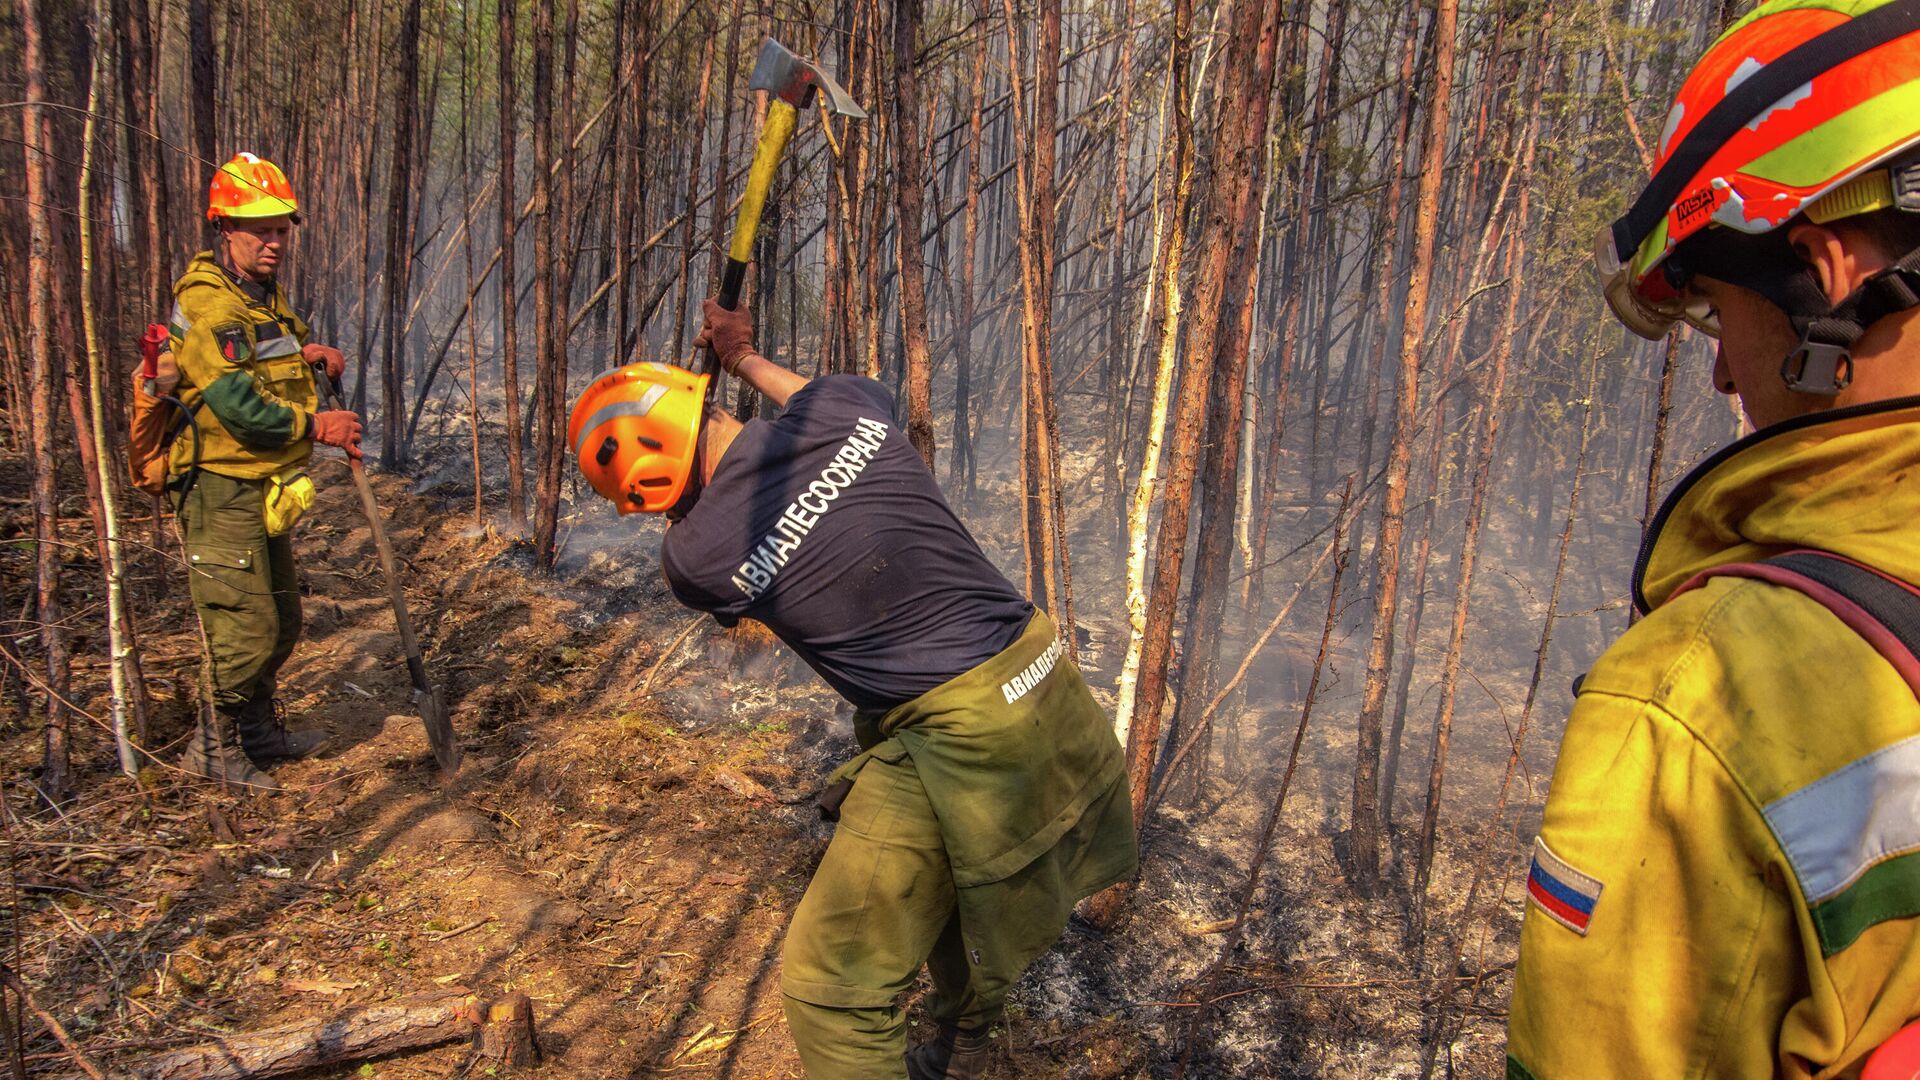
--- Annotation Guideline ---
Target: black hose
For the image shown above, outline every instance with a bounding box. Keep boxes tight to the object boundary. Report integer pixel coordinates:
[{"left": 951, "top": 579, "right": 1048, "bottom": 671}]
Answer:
[{"left": 161, "top": 395, "right": 204, "bottom": 512}]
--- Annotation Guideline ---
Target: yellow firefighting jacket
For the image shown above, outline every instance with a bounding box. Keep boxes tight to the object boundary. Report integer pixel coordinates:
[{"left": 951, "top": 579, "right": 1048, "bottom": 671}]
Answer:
[
  {"left": 1507, "top": 398, "right": 1920, "bottom": 1079},
  {"left": 166, "top": 250, "right": 317, "bottom": 479}
]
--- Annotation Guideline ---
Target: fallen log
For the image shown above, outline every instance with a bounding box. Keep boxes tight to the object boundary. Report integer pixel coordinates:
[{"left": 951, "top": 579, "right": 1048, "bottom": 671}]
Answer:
[{"left": 56, "top": 989, "right": 537, "bottom": 1079}]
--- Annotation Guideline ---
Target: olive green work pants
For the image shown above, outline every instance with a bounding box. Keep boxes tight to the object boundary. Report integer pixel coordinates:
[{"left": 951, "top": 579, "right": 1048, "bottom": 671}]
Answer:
[
  {"left": 783, "top": 746, "right": 1023, "bottom": 1080},
  {"left": 175, "top": 470, "right": 302, "bottom": 710}
]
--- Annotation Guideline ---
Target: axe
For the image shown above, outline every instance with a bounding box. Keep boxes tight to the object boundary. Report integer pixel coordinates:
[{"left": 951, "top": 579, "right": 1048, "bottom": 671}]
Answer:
[{"left": 705, "top": 38, "right": 867, "bottom": 380}]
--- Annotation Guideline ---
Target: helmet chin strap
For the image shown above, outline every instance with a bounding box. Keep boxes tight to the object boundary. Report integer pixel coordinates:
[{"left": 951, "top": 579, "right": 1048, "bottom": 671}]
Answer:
[
  {"left": 665, "top": 415, "right": 708, "bottom": 522},
  {"left": 1670, "top": 221, "right": 1920, "bottom": 396},
  {"left": 1779, "top": 248, "right": 1920, "bottom": 395}
]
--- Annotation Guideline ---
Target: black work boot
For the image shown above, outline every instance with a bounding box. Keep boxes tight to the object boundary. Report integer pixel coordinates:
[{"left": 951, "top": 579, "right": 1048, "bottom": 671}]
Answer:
[
  {"left": 181, "top": 707, "right": 280, "bottom": 792},
  {"left": 905, "top": 1024, "right": 994, "bottom": 1080},
  {"left": 238, "top": 693, "right": 326, "bottom": 766}
]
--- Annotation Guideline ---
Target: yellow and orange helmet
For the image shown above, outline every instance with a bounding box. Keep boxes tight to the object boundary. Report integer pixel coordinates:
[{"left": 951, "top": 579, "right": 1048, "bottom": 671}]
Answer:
[
  {"left": 1599, "top": 0, "right": 1920, "bottom": 341},
  {"left": 569, "top": 362, "right": 711, "bottom": 515},
  {"left": 207, "top": 152, "right": 300, "bottom": 223}
]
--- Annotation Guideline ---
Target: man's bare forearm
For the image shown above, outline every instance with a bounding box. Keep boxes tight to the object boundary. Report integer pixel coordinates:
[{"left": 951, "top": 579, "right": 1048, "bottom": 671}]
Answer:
[{"left": 729, "top": 352, "right": 810, "bottom": 409}]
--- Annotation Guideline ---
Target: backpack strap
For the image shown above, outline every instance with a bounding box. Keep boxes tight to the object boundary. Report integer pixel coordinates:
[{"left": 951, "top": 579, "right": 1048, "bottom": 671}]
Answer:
[{"left": 1671, "top": 549, "right": 1920, "bottom": 699}]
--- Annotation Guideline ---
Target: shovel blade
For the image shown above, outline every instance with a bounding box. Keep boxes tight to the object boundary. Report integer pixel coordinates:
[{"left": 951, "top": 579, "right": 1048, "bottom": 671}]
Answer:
[{"left": 415, "top": 685, "right": 461, "bottom": 776}]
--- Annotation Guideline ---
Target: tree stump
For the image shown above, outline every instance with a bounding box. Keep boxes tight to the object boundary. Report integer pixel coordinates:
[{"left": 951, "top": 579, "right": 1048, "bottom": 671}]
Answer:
[{"left": 477, "top": 993, "right": 539, "bottom": 1068}]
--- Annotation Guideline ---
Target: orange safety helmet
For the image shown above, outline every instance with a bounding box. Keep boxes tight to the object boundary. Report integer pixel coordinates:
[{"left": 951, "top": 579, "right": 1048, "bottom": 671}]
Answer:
[
  {"left": 569, "top": 362, "right": 711, "bottom": 515},
  {"left": 207, "top": 152, "right": 301, "bottom": 223},
  {"left": 1598, "top": 0, "right": 1920, "bottom": 365}
]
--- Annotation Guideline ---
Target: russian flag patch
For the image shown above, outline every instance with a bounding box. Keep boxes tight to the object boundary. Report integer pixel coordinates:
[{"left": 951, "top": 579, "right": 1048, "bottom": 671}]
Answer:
[{"left": 1526, "top": 837, "right": 1603, "bottom": 936}]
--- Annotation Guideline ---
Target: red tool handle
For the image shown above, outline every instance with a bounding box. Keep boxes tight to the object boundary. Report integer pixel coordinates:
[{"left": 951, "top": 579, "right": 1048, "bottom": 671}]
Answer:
[{"left": 140, "top": 323, "right": 167, "bottom": 382}]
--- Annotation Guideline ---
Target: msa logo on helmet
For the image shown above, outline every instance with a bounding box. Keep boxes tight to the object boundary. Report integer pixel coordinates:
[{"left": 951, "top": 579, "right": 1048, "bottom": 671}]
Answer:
[{"left": 1673, "top": 186, "right": 1720, "bottom": 232}]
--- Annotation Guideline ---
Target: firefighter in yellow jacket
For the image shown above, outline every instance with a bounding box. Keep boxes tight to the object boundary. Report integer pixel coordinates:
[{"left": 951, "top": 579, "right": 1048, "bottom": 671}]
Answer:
[
  {"left": 1509, "top": 2, "right": 1920, "bottom": 1077},
  {"left": 169, "top": 153, "right": 364, "bottom": 791}
]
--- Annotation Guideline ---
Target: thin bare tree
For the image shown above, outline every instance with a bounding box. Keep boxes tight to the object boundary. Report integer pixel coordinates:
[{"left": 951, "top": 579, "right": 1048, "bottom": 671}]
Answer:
[{"left": 1349, "top": 0, "right": 1460, "bottom": 895}]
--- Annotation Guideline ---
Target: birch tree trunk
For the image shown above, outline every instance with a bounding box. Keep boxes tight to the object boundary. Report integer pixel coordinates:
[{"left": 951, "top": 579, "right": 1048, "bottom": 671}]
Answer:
[
  {"left": 1163, "top": 0, "right": 1284, "bottom": 803},
  {"left": 1112, "top": 3, "right": 1192, "bottom": 752},
  {"left": 80, "top": 2, "right": 141, "bottom": 776},
  {"left": 1125, "top": 0, "right": 1277, "bottom": 824},
  {"left": 1103, "top": 0, "right": 1137, "bottom": 544}
]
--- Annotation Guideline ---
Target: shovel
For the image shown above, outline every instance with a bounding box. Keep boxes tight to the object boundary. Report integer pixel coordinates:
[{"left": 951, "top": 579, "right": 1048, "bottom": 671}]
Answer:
[{"left": 312, "top": 367, "right": 461, "bottom": 777}]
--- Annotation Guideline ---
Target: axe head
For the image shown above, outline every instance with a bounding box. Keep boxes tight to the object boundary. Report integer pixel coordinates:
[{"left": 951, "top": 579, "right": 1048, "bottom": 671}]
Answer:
[{"left": 748, "top": 37, "right": 868, "bottom": 120}]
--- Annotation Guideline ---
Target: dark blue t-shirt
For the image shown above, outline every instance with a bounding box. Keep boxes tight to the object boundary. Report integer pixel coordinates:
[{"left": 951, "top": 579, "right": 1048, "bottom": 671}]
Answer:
[{"left": 660, "top": 376, "right": 1032, "bottom": 710}]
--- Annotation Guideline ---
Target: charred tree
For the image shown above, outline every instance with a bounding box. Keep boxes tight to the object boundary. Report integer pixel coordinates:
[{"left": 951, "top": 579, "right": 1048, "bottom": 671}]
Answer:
[
  {"left": 1348, "top": 0, "right": 1459, "bottom": 896},
  {"left": 530, "top": 0, "right": 560, "bottom": 564},
  {"left": 1163, "top": 0, "right": 1283, "bottom": 802},
  {"left": 892, "top": 0, "right": 936, "bottom": 469},
  {"left": 497, "top": 0, "right": 528, "bottom": 532},
  {"left": 948, "top": 8, "right": 988, "bottom": 497},
  {"left": 18, "top": 0, "right": 71, "bottom": 802},
  {"left": 671, "top": 22, "right": 718, "bottom": 362},
  {"left": 1121, "top": 0, "right": 1277, "bottom": 832},
  {"left": 379, "top": 0, "right": 422, "bottom": 469},
  {"left": 189, "top": 0, "right": 217, "bottom": 172}
]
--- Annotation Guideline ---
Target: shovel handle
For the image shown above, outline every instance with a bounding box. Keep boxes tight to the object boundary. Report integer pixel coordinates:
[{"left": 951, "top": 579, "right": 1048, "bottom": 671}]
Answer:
[{"left": 311, "top": 364, "right": 461, "bottom": 775}]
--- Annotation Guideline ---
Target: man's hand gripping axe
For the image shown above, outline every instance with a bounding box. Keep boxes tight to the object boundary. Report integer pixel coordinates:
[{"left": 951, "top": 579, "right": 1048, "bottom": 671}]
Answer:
[{"left": 705, "top": 38, "right": 867, "bottom": 383}]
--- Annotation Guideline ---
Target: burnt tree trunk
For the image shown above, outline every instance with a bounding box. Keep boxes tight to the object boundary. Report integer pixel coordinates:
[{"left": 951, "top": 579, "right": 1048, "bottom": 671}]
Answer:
[
  {"left": 671, "top": 22, "right": 718, "bottom": 362},
  {"left": 1163, "top": 0, "right": 1284, "bottom": 803},
  {"left": 380, "top": 0, "right": 422, "bottom": 469},
  {"left": 529, "top": 0, "right": 559, "bottom": 563},
  {"left": 497, "top": 0, "right": 527, "bottom": 531},
  {"left": 18, "top": 0, "right": 71, "bottom": 802},
  {"left": 892, "top": 0, "right": 936, "bottom": 469},
  {"left": 1122, "top": 0, "right": 1275, "bottom": 830},
  {"left": 188, "top": 0, "right": 217, "bottom": 174},
  {"left": 1348, "top": 0, "right": 1458, "bottom": 896},
  {"left": 948, "top": 6, "right": 987, "bottom": 497}
]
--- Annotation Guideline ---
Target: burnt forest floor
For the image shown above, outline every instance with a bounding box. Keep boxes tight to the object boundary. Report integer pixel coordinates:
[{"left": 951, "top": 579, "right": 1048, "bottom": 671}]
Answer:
[{"left": 0, "top": 419, "right": 1597, "bottom": 1078}]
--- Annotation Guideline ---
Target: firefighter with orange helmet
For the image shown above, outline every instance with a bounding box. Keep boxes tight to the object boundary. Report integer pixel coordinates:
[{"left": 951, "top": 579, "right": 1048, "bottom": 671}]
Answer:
[
  {"left": 1509, "top": 1, "right": 1920, "bottom": 1076},
  {"left": 167, "top": 153, "right": 362, "bottom": 791},
  {"left": 571, "top": 306, "right": 1136, "bottom": 1080}
]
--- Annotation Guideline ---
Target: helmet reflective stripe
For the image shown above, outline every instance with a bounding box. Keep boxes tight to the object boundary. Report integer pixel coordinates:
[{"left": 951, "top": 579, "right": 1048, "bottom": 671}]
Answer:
[{"left": 571, "top": 383, "right": 669, "bottom": 458}]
